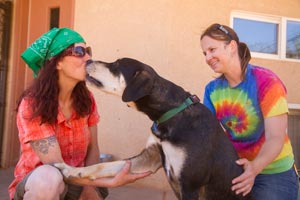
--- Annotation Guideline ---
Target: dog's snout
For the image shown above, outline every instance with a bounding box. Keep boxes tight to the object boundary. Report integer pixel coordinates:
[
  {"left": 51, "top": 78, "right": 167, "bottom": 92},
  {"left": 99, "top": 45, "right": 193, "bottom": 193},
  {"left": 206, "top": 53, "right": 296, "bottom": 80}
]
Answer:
[{"left": 86, "top": 60, "right": 95, "bottom": 73}]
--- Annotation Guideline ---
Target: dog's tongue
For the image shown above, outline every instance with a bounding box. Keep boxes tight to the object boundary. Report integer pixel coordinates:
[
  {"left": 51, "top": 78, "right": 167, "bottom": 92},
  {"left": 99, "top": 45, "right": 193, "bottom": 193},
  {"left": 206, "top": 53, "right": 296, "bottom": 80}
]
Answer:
[{"left": 85, "top": 75, "right": 103, "bottom": 87}]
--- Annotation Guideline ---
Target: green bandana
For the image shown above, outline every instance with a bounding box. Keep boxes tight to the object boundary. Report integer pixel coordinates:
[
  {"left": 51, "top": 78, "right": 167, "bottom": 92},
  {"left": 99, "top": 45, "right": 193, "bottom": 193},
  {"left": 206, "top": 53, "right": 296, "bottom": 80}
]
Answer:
[{"left": 21, "top": 27, "right": 85, "bottom": 77}]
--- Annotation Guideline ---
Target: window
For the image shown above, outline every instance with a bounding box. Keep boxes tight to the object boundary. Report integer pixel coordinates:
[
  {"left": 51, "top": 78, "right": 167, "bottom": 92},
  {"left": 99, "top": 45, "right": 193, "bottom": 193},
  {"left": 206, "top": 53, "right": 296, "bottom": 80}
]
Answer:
[
  {"left": 233, "top": 18, "right": 278, "bottom": 55},
  {"left": 231, "top": 11, "right": 300, "bottom": 61},
  {"left": 50, "top": 7, "right": 60, "bottom": 29},
  {"left": 286, "top": 20, "right": 300, "bottom": 59}
]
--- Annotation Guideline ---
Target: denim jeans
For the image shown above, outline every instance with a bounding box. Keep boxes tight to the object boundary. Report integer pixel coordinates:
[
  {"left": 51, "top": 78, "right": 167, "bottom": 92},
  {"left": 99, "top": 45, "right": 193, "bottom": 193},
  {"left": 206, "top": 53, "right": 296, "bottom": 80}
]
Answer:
[{"left": 252, "top": 166, "right": 299, "bottom": 200}]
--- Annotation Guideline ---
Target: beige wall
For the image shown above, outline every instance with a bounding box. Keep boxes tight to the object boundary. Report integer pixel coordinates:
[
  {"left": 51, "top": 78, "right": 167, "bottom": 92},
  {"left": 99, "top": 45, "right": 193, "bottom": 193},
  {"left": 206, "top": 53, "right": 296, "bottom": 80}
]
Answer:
[{"left": 74, "top": 0, "right": 300, "bottom": 189}]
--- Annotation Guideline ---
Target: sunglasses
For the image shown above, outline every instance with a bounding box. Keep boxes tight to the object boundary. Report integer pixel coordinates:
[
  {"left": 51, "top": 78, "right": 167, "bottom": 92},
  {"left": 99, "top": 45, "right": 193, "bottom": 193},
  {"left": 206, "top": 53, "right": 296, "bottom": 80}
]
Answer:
[
  {"left": 216, "top": 24, "right": 232, "bottom": 40},
  {"left": 63, "top": 46, "right": 92, "bottom": 58}
]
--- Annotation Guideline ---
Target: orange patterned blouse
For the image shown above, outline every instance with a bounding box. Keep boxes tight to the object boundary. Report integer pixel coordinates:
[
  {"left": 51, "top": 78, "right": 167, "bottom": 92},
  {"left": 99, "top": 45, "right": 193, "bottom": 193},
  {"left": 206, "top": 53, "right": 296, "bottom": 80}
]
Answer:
[{"left": 8, "top": 93, "right": 99, "bottom": 199}]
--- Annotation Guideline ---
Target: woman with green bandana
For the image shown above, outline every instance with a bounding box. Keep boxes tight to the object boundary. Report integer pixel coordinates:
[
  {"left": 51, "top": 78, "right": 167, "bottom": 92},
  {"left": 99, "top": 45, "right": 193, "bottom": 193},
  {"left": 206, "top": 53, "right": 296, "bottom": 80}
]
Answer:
[{"left": 8, "top": 28, "right": 150, "bottom": 200}]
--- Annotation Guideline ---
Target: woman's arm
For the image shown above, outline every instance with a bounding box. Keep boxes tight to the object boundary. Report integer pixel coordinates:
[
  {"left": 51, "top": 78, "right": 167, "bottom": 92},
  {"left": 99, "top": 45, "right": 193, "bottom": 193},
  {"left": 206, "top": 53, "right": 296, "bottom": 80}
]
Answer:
[
  {"left": 85, "top": 125, "right": 101, "bottom": 165},
  {"left": 80, "top": 125, "right": 151, "bottom": 199},
  {"left": 79, "top": 125, "right": 102, "bottom": 199},
  {"left": 30, "top": 135, "right": 64, "bottom": 164},
  {"left": 67, "top": 125, "right": 150, "bottom": 189},
  {"left": 66, "top": 160, "right": 151, "bottom": 188},
  {"left": 250, "top": 113, "right": 287, "bottom": 173},
  {"left": 231, "top": 113, "right": 287, "bottom": 196}
]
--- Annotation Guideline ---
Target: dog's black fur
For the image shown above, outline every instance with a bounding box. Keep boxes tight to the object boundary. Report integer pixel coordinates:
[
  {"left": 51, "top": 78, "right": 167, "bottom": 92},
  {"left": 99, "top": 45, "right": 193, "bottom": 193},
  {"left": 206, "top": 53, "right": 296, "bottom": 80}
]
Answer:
[{"left": 86, "top": 58, "right": 254, "bottom": 200}]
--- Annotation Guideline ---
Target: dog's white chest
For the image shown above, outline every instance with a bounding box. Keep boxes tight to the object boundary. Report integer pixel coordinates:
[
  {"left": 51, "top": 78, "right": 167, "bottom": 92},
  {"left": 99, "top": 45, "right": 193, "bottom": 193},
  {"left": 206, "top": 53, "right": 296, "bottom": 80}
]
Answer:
[{"left": 161, "top": 141, "right": 186, "bottom": 178}]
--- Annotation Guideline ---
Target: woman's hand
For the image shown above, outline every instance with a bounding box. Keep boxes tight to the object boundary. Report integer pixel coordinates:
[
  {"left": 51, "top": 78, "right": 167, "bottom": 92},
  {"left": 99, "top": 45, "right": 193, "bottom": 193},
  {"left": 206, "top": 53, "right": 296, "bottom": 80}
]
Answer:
[
  {"left": 105, "top": 160, "right": 152, "bottom": 187},
  {"left": 231, "top": 158, "right": 257, "bottom": 196},
  {"left": 58, "top": 160, "right": 152, "bottom": 188}
]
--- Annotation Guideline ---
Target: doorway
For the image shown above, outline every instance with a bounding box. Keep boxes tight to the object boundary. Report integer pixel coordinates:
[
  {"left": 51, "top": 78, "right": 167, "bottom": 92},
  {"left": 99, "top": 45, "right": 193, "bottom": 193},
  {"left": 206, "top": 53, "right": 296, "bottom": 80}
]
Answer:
[{"left": 1, "top": 0, "right": 74, "bottom": 167}]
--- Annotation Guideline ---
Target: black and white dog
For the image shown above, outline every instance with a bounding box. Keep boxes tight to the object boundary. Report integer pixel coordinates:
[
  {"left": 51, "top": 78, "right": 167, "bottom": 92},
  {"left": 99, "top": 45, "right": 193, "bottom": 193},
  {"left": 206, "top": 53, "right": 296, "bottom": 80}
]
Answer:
[{"left": 56, "top": 58, "right": 254, "bottom": 200}]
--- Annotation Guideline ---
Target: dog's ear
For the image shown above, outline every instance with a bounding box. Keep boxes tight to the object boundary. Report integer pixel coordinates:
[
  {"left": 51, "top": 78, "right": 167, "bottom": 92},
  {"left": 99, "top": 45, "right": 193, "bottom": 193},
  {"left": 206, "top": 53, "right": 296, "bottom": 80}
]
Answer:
[{"left": 122, "top": 70, "right": 154, "bottom": 102}]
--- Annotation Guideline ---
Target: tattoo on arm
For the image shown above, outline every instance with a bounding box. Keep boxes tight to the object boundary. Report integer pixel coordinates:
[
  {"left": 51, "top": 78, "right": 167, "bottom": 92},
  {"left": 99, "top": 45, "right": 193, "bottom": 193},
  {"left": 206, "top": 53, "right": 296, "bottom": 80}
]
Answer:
[{"left": 31, "top": 136, "right": 57, "bottom": 155}]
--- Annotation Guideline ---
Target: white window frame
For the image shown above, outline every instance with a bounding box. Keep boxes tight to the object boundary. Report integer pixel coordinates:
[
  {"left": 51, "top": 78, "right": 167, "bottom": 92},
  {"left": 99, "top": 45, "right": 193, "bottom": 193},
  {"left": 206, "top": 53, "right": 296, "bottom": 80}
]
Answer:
[{"left": 230, "top": 11, "right": 300, "bottom": 62}]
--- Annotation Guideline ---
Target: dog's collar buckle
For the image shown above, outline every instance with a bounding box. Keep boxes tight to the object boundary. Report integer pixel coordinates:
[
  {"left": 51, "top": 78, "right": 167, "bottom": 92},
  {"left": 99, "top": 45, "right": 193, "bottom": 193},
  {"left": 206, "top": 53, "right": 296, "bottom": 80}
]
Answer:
[
  {"left": 190, "top": 95, "right": 200, "bottom": 104},
  {"left": 151, "top": 122, "right": 160, "bottom": 136}
]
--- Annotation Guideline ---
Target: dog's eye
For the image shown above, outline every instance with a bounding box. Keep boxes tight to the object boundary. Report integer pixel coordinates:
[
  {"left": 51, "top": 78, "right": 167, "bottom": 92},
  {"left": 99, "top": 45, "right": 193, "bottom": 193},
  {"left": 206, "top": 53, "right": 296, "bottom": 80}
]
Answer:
[{"left": 133, "top": 70, "right": 142, "bottom": 77}]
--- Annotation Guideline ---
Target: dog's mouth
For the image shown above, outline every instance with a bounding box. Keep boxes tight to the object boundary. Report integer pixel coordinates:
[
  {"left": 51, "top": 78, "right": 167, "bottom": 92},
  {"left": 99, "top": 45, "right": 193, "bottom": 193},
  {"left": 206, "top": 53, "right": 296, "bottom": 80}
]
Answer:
[{"left": 86, "top": 74, "right": 104, "bottom": 87}]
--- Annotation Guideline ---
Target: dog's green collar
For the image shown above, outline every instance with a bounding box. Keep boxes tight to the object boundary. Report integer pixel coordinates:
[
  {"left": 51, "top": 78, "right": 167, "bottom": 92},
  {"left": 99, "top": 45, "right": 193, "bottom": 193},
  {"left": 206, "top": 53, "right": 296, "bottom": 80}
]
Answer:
[{"left": 151, "top": 95, "right": 200, "bottom": 134}]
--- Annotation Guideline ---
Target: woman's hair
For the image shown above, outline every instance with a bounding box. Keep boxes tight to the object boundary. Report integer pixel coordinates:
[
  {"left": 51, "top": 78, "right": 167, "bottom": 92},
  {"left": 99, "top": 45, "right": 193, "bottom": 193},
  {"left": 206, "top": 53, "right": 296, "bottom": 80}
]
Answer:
[
  {"left": 17, "top": 44, "right": 92, "bottom": 125},
  {"left": 200, "top": 23, "right": 251, "bottom": 79}
]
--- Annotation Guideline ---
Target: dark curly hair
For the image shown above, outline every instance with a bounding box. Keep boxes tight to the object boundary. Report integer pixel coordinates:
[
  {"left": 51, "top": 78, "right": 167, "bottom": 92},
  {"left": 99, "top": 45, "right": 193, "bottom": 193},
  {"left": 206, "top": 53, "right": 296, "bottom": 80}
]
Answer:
[
  {"left": 200, "top": 23, "right": 251, "bottom": 80},
  {"left": 17, "top": 44, "right": 92, "bottom": 124}
]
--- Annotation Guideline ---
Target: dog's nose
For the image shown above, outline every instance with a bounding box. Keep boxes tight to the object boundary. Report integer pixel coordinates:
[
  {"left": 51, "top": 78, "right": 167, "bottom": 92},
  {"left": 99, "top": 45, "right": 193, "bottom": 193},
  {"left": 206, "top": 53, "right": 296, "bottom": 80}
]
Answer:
[
  {"left": 86, "top": 59, "right": 93, "bottom": 66},
  {"left": 86, "top": 59, "right": 94, "bottom": 73}
]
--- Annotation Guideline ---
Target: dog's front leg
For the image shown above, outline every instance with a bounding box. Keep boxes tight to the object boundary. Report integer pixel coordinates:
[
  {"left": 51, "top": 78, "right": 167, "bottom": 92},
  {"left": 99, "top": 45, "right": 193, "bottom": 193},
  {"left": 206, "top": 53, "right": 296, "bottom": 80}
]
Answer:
[
  {"left": 55, "top": 160, "right": 127, "bottom": 180},
  {"left": 55, "top": 139, "right": 162, "bottom": 180},
  {"left": 129, "top": 143, "right": 162, "bottom": 174}
]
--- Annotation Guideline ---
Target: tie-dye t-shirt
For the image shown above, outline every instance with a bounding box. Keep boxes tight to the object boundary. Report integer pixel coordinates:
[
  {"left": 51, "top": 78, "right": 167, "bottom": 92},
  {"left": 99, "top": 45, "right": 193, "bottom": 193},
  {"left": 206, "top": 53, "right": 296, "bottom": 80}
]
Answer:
[{"left": 203, "top": 64, "right": 294, "bottom": 174}]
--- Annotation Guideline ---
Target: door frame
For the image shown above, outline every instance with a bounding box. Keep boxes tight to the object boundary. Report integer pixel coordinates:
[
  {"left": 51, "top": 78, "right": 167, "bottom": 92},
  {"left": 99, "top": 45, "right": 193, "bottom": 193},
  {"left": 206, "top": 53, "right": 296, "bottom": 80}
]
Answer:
[
  {"left": 0, "top": 0, "right": 29, "bottom": 168},
  {"left": 0, "top": 1, "right": 12, "bottom": 167},
  {"left": 1, "top": 0, "right": 75, "bottom": 168}
]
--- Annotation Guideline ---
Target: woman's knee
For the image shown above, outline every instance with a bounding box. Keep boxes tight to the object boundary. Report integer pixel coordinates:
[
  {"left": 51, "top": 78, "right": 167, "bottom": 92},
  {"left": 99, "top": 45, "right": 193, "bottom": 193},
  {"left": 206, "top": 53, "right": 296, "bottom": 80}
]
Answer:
[{"left": 24, "top": 165, "right": 65, "bottom": 199}]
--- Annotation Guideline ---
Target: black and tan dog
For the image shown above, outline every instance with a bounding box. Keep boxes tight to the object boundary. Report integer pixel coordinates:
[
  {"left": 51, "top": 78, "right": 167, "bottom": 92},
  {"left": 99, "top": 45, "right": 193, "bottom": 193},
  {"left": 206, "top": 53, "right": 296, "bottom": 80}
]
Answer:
[{"left": 56, "top": 58, "right": 254, "bottom": 200}]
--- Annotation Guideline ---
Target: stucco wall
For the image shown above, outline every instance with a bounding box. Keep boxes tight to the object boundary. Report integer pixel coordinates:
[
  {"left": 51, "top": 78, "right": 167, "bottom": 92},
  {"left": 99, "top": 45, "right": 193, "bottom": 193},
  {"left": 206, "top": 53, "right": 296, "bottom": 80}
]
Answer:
[{"left": 74, "top": 0, "right": 300, "bottom": 189}]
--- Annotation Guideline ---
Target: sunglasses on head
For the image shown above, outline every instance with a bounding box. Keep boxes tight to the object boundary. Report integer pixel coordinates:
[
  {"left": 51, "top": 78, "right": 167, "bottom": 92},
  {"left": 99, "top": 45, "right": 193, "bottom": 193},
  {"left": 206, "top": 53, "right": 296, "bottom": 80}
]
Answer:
[
  {"left": 64, "top": 46, "right": 92, "bottom": 58},
  {"left": 215, "top": 24, "right": 232, "bottom": 40}
]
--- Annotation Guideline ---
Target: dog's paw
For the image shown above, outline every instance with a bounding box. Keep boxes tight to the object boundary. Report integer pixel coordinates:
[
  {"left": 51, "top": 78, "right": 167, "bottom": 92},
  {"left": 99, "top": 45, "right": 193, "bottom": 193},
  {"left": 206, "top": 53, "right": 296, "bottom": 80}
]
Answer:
[{"left": 54, "top": 163, "right": 75, "bottom": 178}]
